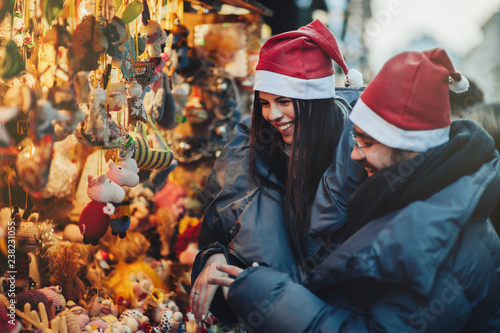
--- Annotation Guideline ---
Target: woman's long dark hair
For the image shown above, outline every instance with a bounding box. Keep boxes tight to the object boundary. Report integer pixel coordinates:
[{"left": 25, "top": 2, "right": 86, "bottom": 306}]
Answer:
[{"left": 249, "top": 91, "right": 347, "bottom": 263}]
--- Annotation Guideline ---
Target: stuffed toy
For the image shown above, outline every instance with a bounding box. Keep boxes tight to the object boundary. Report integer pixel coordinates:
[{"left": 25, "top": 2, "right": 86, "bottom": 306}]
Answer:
[
  {"left": 155, "top": 208, "right": 177, "bottom": 257},
  {"left": 106, "top": 160, "right": 139, "bottom": 238},
  {"left": 184, "top": 311, "right": 197, "bottom": 333},
  {"left": 141, "top": 289, "right": 183, "bottom": 332},
  {"left": 79, "top": 174, "right": 126, "bottom": 245},
  {"left": 127, "top": 80, "right": 148, "bottom": 126},
  {"left": 83, "top": 86, "right": 123, "bottom": 148},
  {"left": 131, "top": 130, "right": 173, "bottom": 171},
  {"left": 102, "top": 17, "right": 128, "bottom": 58},
  {"left": 139, "top": 20, "right": 165, "bottom": 46},
  {"left": 84, "top": 288, "right": 120, "bottom": 332},
  {"left": 56, "top": 309, "right": 81, "bottom": 333},
  {"left": 139, "top": 19, "right": 167, "bottom": 59},
  {"left": 106, "top": 160, "right": 140, "bottom": 188},
  {"left": 129, "top": 271, "right": 154, "bottom": 308},
  {"left": 45, "top": 243, "right": 106, "bottom": 304},
  {"left": 86, "top": 315, "right": 119, "bottom": 331},
  {"left": 166, "top": 14, "right": 189, "bottom": 70},
  {"left": 105, "top": 321, "right": 133, "bottom": 333},
  {"left": 39, "top": 286, "right": 65, "bottom": 316},
  {"left": 154, "top": 180, "right": 185, "bottom": 220},
  {"left": 116, "top": 129, "right": 139, "bottom": 173},
  {"left": 118, "top": 309, "right": 149, "bottom": 333},
  {"left": 15, "top": 289, "right": 54, "bottom": 321},
  {"left": 156, "top": 309, "right": 183, "bottom": 333},
  {"left": 178, "top": 243, "right": 198, "bottom": 266},
  {"left": 87, "top": 289, "right": 119, "bottom": 319},
  {"left": 21, "top": 301, "right": 71, "bottom": 333},
  {"left": 67, "top": 300, "right": 90, "bottom": 330},
  {"left": 105, "top": 233, "right": 167, "bottom": 311}
]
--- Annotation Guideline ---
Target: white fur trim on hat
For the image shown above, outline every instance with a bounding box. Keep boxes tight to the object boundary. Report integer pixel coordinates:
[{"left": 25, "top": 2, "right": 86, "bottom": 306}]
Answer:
[
  {"left": 254, "top": 70, "right": 336, "bottom": 99},
  {"left": 350, "top": 99, "right": 450, "bottom": 152}
]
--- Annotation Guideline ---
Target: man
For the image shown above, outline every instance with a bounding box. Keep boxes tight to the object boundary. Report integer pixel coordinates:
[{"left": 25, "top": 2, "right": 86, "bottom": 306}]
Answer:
[{"left": 208, "top": 49, "right": 500, "bottom": 332}]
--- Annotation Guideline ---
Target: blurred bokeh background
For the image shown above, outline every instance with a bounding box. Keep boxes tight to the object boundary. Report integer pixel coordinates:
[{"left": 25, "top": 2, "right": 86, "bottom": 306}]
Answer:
[{"left": 260, "top": 0, "right": 500, "bottom": 103}]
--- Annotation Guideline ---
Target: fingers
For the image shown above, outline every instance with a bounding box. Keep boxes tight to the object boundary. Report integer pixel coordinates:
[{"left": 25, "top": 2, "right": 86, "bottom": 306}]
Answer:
[
  {"left": 208, "top": 276, "right": 234, "bottom": 288},
  {"left": 215, "top": 264, "right": 244, "bottom": 277}
]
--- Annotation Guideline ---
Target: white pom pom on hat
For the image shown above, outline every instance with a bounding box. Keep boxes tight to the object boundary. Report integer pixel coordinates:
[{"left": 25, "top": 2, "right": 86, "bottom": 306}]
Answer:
[
  {"left": 346, "top": 68, "right": 363, "bottom": 89},
  {"left": 449, "top": 73, "right": 469, "bottom": 93}
]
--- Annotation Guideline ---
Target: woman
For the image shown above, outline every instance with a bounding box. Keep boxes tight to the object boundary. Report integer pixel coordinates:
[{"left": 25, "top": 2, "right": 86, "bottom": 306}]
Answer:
[{"left": 189, "top": 19, "right": 362, "bottom": 326}]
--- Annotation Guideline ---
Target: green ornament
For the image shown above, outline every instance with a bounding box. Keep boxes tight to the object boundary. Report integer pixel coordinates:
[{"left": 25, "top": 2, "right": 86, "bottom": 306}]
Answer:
[
  {"left": 120, "top": 1, "right": 143, "bottom": 25},
  {"left": 0, "top": 40, "right": 25, "bottom": 80}
]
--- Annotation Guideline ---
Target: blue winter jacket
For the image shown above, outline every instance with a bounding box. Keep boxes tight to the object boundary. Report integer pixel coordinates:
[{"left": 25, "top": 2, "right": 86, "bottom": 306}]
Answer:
[
  {"left": 225, "top": 121, "right": 500, "bottom": 332},
  {"left": 192, "top": 96, "right": 355, "bottom": 322}
]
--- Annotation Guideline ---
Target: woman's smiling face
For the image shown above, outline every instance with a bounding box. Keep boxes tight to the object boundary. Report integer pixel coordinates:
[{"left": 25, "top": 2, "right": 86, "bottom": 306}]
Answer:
[{"left": 259, "top": 92, "right": 296, "bottom": 145}]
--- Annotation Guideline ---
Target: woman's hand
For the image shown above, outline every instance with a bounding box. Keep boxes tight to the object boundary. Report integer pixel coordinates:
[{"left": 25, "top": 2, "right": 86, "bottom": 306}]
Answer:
[
  {"left": 189, "top": 253, "right": 228, "bottom": 324},
  {"left": 207, "top": 264, "right": 244, "bottom": 291}
]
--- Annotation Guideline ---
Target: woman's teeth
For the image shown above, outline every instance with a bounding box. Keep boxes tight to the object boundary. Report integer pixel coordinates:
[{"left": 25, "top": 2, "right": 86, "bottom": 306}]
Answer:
[{"left": 279, "top": 123, "right": 293, "bottom": 131}]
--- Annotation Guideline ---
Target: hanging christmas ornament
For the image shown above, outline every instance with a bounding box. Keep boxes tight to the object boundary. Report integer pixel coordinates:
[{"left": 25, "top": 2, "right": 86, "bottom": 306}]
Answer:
[
  {"left": 0, "top": 40, "right": 25, "bottom": 79},
  {"left": 72, "top": 15, "right": 107, "bottom": 71},
  {"left": 120, "top": 0, "right": 142, "bottom": 25}
]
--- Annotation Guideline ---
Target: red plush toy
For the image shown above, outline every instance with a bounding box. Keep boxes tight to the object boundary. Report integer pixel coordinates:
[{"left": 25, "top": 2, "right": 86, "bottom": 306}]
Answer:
[{"left": 79, "top": 174, "right": 125, "bottom": 245}]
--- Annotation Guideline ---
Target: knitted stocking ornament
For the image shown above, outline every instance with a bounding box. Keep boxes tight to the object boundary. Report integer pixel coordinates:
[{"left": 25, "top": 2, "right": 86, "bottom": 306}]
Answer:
[{"left": 127, "top": 80, "right": 148, "bottom": 126}]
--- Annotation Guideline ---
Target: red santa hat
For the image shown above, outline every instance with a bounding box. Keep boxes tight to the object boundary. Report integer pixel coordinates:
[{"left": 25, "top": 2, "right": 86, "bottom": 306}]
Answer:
[
  {"left": 350, "top": 48, "right": 469, "bottom": 152},
  {"left": 254, "top": 19, "right": 362, "bottom": 100}
]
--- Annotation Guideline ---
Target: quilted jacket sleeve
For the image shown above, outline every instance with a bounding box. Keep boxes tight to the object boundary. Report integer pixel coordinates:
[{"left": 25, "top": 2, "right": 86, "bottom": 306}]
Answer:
[{"left": 227, "top": 266, "right": 471, "bottom": 333}]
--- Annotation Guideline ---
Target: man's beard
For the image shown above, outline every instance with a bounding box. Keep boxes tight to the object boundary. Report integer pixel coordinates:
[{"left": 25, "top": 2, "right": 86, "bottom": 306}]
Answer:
[{"left": 360, "top": 149, "right": 411, "bottom": 176}]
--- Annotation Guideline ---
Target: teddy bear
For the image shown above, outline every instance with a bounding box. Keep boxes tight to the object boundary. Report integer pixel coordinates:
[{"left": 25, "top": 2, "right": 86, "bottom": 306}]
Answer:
[{"left": 79, "top": 174, "right": 125, "bottom": 245}]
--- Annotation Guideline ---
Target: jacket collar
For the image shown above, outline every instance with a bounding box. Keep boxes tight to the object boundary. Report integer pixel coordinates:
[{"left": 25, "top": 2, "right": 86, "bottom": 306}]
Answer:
[{"left": 307, "top": 155, "right": 500, "bottom": 296}]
